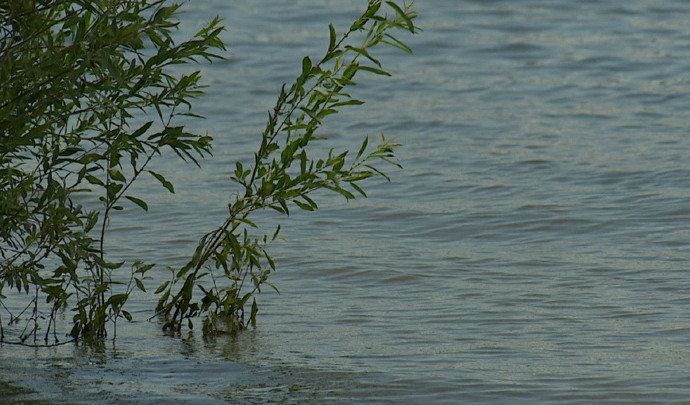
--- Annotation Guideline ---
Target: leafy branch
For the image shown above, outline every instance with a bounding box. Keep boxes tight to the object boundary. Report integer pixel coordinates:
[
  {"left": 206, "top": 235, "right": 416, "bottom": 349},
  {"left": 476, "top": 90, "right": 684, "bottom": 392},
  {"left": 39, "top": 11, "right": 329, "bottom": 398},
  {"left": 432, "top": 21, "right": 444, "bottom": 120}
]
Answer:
[
  {"left": 155, "top": 0, "right": 417, "bottom": 335},
  {"left": 0, "top": 0, "right": 224, "bottom": 344}
]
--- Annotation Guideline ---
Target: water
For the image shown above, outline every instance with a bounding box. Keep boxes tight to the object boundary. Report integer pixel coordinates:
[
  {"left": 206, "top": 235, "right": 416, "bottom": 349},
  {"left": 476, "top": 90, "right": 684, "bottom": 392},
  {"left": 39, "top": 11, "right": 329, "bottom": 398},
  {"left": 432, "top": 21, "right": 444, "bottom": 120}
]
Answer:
[{"left": 3, "top": 0, "right": 690, "bottom": 402}]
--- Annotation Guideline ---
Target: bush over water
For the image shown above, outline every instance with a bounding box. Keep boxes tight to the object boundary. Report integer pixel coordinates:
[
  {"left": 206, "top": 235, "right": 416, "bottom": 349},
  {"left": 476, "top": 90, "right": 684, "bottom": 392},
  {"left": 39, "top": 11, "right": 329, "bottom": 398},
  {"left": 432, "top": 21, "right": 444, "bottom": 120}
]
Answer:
[{"left": 0, "top": 0, "right": 416, "bottom": 345}]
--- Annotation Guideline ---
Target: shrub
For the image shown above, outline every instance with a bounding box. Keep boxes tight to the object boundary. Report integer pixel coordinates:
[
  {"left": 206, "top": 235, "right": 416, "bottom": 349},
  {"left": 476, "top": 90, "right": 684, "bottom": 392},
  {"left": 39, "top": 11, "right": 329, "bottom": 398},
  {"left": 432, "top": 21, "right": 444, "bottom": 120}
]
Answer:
[{"left": 0, "top": 0, "right": 416, "bottom": 345}]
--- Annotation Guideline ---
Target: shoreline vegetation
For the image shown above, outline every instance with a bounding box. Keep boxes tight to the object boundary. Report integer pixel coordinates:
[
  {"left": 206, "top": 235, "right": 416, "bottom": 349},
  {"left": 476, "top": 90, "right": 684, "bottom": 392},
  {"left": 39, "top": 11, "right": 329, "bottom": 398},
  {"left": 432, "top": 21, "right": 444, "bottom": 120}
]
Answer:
[{"left": 0, "top": 0, "right": 417, "bottom": 345}]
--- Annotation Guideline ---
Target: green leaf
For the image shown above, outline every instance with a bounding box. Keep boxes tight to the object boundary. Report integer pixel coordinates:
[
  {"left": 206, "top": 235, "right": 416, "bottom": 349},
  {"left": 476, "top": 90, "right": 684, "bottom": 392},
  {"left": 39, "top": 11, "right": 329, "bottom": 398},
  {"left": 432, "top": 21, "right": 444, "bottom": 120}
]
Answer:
[
  {"left": 328, "top": 23, "right": 336, "bottom": 51},
  {"left": 344, "top": 46, "right": 380, "bottom": 67},
  {"left": 356, "top": 65, "right": 391, "bottom": 76},
  {"left": 134, "top": 262, "right": 156, "bottom": 274},
  {"left": 364, "top": 1, "right": 382, "bottom": 17},
  {"left": 148, "top": 170, "right": 175, "bottom": 193},
  {"left": 302, "top": 195, "right": 317, "bottom": 209},
  {"left": 125, "top": 195, "right": 149, "bottom": 211},
  {"left": 85, "top": 175, "right": 104, "bottom": 186},
  {"left": 322, "top": 49, "right": 344, "bottom": 63},
  {"left": 155, "top": 281, "right": 170, "bottom": 295},
  {"left": 386, "top": 1, "right": 415, "bottom": 32},
  {"left": 108, "top": 168, "right": 126, "bottom": 182},
  {"left": 106, "top": 182, "right": 124, "bottom": 200},
  {"left": 356, "top": 137, "right": 369, "bottom": 161},
  {"left": 382, "top": 33, "right": 413, "bottom": 54},
  {"left": 131, "top": 121, "right": 154, "bottom": 138},
  {"left": 344, "top": 172, "right": 374, "bottom": 182},
  {"left": 342, "top": 62, "right": 359, "bottom": 80},
  {"left": 350, "top": 182, "right": 368, "bottom": 197},
  {"left": 85, "top": 212, "right": 99, "bottom": 232},
  {"left": 323, "top": 184, "right": 356, "bottom": 200},
  {"left": 364, "top": 164, "right": 392, "bottom": 181},
  {"left": 148, "top": 31, "right": 167, "bottom": 49},
  {"left": 135, "top": 278, "right": 146, "bottom": 292},
  {"left": 294, "top": 200, "right": 314, "bottom": 211},
  {"left": 237, "top": 217, "right": 258, "bottom": 228},
  {"left": 108, "top": 293, "right": 129, "bottom": 307},
  {"left": 331, "top": 99, "right": 365, "bottom": 108},
  {"left": 302, "top": 56, "right": 312, "bottom": 76},
  {"left": 279, "top": 199, "right": 290, "bottom": 215},
  {"left": 317, "top": 109, "right": 338, "bottom": 119}
]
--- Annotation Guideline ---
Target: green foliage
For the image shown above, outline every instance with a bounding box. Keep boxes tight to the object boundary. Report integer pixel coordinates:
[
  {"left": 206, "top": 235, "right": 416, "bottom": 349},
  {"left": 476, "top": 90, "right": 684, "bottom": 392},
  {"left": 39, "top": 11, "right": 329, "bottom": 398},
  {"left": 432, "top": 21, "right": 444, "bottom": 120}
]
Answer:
[
  {"left": 0, "top": 0, "right": 223, "bottom": 344},
  {"left": 155, "top": 0, "right": 417, "bottom": 336},
  {"left": 0, "top": 0, "right": 416, "bottom": 344}
]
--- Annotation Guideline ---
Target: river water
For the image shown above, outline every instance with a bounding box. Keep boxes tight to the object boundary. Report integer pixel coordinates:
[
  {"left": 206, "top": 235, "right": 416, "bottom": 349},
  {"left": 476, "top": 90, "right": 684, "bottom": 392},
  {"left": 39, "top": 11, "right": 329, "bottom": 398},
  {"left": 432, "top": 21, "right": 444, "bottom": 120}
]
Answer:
[{"left": 3, "top": 0, "right": 690, "bottom": 403}]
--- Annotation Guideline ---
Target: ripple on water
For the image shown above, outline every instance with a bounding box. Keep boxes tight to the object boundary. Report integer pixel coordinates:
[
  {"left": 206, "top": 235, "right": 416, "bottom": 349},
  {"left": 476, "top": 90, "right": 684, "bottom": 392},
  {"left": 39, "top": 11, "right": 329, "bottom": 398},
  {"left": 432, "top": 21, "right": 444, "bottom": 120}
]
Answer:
[{"left": 4, "top": 0, "right": 690, "bottom": 403}]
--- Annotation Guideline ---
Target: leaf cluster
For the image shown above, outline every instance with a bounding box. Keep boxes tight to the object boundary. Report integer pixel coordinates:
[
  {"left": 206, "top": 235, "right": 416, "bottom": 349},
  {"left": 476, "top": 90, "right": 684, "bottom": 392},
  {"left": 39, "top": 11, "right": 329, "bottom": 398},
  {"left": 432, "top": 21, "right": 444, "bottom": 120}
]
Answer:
[{"left": 0, "top": 0, "right": 223, "bottom": 344}]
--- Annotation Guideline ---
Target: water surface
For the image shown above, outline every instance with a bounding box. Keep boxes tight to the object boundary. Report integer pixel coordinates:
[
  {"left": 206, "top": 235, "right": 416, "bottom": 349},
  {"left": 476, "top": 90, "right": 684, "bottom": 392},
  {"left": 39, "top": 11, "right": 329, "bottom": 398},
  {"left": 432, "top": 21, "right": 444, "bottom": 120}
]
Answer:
[{"left": 3, "top": 0, "right": 690, "bottom": 403}]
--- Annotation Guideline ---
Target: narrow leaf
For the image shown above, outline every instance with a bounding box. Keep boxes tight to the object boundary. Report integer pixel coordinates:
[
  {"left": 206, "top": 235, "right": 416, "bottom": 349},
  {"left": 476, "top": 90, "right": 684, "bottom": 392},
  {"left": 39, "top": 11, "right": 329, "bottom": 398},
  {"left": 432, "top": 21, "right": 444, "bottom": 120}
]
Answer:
[
  {"left": 85, "top": 175, "right": 104, "bottom": 186},
  {"left": 382, "top": 33, "right": 413, "bottom": 54},
  {"left": 148, "top": 170, "right": 175, "bottom": 193},
  {"left": 332, "top": 99, "right": 365, "bottom": 108},
  {"left": 155, "top": 281, "right": 170, "bottom": 295},
  {"left": 125, "top": 195, "right": 149, "bottom": 211},
  {"left": 386, "top": 1, "right": 415, "bottom": 32},
  {"left": 302, "top": 56, "right": 312, "bottom": 77},
  {"left": 324, "top": 185, "right": 356, "bottom": 200},
  {"left": 108, "top": 168, "right": 126, "bottom": 182},
  {"left": 131, "top": 121, "right": 154, "bottom": 138},
  {"left": 328, "top": 23, "right": 336, "bottom": 51},
  {"left": 357, "top": 65, "right": 391, "bottom": 76},
  {"left": 350, "top": 182, "right": 368, "bottom": 197},
  {"left": 135, "top": 278, "right": 146, "bottom": 292},
  {"left": 356, "top": 137, "right": 369, "bottom": 161},
  {"left": 294, "top": 200, "right": 314, "bottom": 211}
]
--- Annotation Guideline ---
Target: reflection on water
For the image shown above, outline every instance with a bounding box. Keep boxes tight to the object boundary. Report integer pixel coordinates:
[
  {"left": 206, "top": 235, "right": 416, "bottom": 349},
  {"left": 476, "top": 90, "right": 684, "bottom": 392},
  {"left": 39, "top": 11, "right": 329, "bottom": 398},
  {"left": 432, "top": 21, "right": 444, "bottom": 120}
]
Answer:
[{"left": 4, "top": 0, "right": 690, "bottom": 403}]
